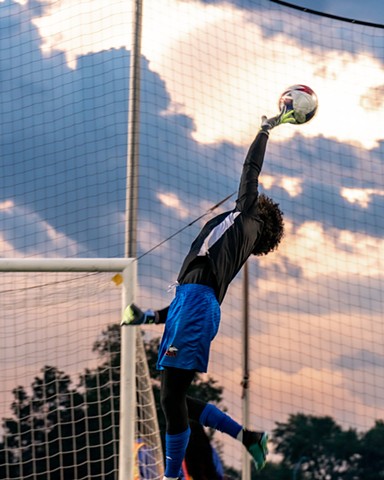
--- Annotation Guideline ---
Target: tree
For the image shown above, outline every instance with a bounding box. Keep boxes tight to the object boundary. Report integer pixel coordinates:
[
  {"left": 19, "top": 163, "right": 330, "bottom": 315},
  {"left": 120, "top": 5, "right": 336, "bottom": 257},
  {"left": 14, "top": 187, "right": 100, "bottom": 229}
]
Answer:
[
  {"left": 80, "top": 323, "right": 122, "bottom": 478},
  {"left": 2, "top": 366, "right": 88, "bottom": 479},
  {"left": 358, "top": 419, "right": 384, "bottom": 479},
  {"left": 0, "top": 324, "right": 227, "bottom": 479},
  {"left": 254, "top": 460, "right": 291, "bottom": 480},
  {"left": 272, "top": 413, "right": 361, "bottom": 479}
]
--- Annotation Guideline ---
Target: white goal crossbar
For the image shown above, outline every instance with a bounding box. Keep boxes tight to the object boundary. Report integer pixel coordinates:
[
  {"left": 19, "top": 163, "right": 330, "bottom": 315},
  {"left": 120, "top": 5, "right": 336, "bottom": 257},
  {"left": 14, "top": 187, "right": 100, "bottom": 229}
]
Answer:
[
  {"left": 0, "top": 258, "right": 146, "bottom": 480},
  {"left": 0, "top": 258, "right": 133, "bottom": 272}
]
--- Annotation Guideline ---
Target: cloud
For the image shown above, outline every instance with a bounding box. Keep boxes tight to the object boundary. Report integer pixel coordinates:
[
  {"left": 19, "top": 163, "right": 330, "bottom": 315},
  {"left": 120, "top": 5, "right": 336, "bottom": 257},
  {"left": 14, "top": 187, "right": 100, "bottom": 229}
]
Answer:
[
  {"left": 209, "top": 345, "right": 384, "bottom": 434},
  {"left": 3, "top": 0, "right": 381, "bottom": 254},
  {"left": 157, "top": 192, "right": 190, "bottom": 219},
  {"left": 2, "top": 0, "right": 384, "bottom": 306},
  {"left": 0, "top": 200, "right": 88, "bottom": 257},
  {"left": 261, "top": 175, "right": 303, "bottom": 197},
  {"left": 334, "top": 349, "right": 384, "bottom": 371},
  {"left": 341, "top": 187, "right": 384, "bottom": 208},
  {"left": 32, "top": 0, "right": 384, "bottom": 149}
]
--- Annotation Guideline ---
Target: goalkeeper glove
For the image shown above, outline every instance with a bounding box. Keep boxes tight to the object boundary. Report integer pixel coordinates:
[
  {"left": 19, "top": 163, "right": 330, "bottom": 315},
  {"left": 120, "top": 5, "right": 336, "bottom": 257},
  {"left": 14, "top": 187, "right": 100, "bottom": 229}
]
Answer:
[
  {"left": 260, "top": 107, "right": 297, "bottom": 131},
  {"left": 121, "top": 303, "right": 158, "bottom": 326}
]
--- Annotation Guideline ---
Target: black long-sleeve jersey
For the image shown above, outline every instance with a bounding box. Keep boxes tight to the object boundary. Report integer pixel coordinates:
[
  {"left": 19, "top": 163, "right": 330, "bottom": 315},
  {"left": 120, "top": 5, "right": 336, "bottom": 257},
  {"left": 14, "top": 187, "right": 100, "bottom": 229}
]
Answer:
[{"left": 177, "top": 131, "right": 268, "bottom": 304}]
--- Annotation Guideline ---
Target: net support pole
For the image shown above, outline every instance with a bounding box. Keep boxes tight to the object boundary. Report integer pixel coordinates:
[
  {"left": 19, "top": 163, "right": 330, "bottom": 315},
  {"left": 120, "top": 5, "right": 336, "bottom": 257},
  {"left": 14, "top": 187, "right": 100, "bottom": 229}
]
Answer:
[
  {"left": 125, "top": 0, "right": 142, "bottom": 259},
  {"left": 242, "top": 262, "right": 251, "bottom": 480},
  {"left": 120, "top": 0, "right": 143, "bottom": 479}
]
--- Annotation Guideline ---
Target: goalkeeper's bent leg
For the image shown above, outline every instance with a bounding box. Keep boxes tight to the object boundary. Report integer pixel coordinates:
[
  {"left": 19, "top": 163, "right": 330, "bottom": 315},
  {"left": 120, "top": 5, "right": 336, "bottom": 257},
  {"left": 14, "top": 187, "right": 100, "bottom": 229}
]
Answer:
[{"left": 187, "top": 396, "right": 268, "bottom": 471}]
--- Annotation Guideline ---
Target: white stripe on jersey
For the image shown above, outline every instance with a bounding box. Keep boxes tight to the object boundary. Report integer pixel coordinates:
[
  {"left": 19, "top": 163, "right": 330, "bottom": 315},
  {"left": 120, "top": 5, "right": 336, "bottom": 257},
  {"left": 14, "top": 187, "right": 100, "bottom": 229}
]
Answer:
[{"left": 198, "top": 211, "right": 241, "bottom": 256}]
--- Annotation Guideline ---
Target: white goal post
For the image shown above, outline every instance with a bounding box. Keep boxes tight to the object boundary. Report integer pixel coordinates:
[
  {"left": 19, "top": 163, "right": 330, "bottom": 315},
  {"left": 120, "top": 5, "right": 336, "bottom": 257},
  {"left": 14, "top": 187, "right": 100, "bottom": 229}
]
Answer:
[{"left": 0, "top": 258, "right": 164, "bottom": 480}]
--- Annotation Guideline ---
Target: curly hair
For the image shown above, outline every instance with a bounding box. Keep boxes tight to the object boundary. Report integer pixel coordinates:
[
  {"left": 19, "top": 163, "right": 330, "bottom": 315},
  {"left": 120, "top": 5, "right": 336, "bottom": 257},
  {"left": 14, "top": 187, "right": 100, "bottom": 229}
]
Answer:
[{"left": 252, "top": 193, "right": 284, "bottom": 256}]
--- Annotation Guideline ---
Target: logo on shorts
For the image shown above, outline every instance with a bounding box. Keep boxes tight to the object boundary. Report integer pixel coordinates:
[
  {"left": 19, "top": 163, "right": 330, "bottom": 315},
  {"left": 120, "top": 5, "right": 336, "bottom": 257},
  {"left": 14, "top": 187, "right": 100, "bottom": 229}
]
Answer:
[{"left": 165, "top": 345, "right": 178, "bottom": 357}]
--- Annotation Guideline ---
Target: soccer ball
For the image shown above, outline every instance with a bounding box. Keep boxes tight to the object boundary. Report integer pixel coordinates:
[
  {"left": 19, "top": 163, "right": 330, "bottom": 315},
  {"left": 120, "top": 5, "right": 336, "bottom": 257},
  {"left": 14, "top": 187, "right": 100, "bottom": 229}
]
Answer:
[{"left": 278, "top": 84, "right": 318, "bottom": 124}]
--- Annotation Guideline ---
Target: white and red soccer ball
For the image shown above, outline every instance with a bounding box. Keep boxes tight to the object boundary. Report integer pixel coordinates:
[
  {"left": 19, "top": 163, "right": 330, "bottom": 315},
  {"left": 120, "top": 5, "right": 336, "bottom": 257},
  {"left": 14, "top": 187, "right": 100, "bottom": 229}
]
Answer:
[{"left": 279, "top": 84, "right": 318, "bottom": 124}]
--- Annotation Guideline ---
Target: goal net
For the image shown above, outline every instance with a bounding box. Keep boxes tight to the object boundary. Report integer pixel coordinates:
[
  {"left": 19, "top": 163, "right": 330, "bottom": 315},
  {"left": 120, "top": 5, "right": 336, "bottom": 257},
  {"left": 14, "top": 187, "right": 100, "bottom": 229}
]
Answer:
[
  {"left": 2, "top": 0, "right": 384, "bottom": 476},
  {"left": 0, "top": 259, "right": 163, "bottom": 480}
]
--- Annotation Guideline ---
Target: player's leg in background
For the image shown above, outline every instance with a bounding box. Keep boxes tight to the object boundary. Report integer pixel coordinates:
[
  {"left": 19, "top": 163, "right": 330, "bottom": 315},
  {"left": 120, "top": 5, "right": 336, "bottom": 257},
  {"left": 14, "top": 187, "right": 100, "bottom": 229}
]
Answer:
[{"left": 184, "top": 419, "right": 223, "bottom": 480}]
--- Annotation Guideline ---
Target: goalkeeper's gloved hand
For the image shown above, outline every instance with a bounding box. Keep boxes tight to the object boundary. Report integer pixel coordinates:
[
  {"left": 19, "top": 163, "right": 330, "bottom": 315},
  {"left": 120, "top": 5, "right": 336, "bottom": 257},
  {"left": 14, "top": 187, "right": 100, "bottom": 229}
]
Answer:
[
  {"left": 260, "top": 107, "right": 297, "bottom": 131},
  {"left": 121, "top": 303, "right": 158, "bottom": 326}
]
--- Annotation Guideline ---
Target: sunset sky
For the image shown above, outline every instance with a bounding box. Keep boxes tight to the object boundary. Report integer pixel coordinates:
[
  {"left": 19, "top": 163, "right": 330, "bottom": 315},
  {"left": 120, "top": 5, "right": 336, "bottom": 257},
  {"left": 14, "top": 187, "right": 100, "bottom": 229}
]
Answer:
[{"left": 1, "top": 0, "right": 384, "bottom": 470}]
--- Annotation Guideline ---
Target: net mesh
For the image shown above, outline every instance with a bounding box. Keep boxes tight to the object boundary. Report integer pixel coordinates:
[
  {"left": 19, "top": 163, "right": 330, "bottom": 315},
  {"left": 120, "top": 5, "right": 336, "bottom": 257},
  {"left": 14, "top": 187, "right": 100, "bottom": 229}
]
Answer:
[
  {"left": 1, "top": 0, "right": 384, "bottom": 476},
  {"left": 0, "top": 272, "right": 122, "bottom": 479},
  {"left": 0, "top": 271, "right": 163, "bottom": 479}
]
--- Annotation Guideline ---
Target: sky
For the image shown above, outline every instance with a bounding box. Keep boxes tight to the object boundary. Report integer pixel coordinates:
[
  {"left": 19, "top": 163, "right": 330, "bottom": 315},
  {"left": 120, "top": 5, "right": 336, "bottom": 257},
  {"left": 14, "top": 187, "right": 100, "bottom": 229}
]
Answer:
[
  {"left": 283, "top": 0, "right": 384, "bottom": 24},
  {"left": 1, "top": 0, "right": 384, "bottom": 470}
]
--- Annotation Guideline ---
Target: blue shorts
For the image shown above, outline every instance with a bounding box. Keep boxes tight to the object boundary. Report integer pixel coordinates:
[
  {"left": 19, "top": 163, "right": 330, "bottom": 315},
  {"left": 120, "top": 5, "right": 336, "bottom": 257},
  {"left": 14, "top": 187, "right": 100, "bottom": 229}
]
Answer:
[{"left": 157, "top": 284, "right": 220, "bottom": 373}]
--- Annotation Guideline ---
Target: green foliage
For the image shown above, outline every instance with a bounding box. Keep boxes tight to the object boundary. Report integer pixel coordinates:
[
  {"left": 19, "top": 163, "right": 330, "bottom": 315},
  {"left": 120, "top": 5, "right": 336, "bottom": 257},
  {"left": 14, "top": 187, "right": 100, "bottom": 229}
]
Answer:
[
  {"left": 253, "top": 460, "right": 291, "bottom": 479},
  {"left": 0, "top": 325, "right": 225, "bottom": 479},
  {"left": 1, "top": 366, "right": 97, "bottom": 479},
  {"left": 358, "top": 420, "right": 384, "bottom": 479},
  {"left": 272, "top": 413, "right": 362, "bottom": 479},
  {"left": 1, "top": 324, "right": 384, "bottom": 479}
]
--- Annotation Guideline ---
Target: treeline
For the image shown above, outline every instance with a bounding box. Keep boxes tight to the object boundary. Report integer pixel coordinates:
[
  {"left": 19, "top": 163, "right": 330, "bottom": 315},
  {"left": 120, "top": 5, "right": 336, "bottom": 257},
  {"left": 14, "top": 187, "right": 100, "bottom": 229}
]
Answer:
[{"left": 1, "top": 324, "right": 383, "bottom": 479}]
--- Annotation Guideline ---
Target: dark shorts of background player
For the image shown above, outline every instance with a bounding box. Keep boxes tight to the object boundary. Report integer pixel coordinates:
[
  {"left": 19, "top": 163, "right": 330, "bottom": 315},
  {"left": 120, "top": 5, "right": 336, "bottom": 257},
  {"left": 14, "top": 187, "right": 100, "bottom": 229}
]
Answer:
[{"left": 157, "top": 284, "right": 220, "bottom": 373}]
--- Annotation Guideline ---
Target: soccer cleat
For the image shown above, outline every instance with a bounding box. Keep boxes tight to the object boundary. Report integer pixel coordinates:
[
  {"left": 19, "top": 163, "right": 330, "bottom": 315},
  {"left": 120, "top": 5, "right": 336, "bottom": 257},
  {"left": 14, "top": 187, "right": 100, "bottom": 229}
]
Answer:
[
  {"left": 120, "top": 303, "right": 157, "bottom": 326},
  {"left": 261, "top": 107, "right": 297, "bottom": 131},
  {"left": 246, "top": 431, "right": 269, "bottom": 471}
]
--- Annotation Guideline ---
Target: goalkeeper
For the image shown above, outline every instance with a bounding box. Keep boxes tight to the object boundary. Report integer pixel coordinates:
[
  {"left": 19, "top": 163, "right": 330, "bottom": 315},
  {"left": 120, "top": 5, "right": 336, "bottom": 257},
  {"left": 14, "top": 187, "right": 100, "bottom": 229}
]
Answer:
[{"left": 123, "top": 110, "right": 295, "bottom": 480}]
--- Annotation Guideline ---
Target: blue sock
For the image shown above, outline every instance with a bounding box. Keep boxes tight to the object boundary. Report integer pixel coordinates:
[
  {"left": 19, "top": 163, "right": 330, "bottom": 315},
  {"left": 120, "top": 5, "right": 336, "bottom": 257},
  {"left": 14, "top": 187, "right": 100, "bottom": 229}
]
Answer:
[
  {"left": 164, "top": 427, "right": 191, "bottom": 477},
  {"left": 199, "top": 403, "right": 242, "bottom": 439}
]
